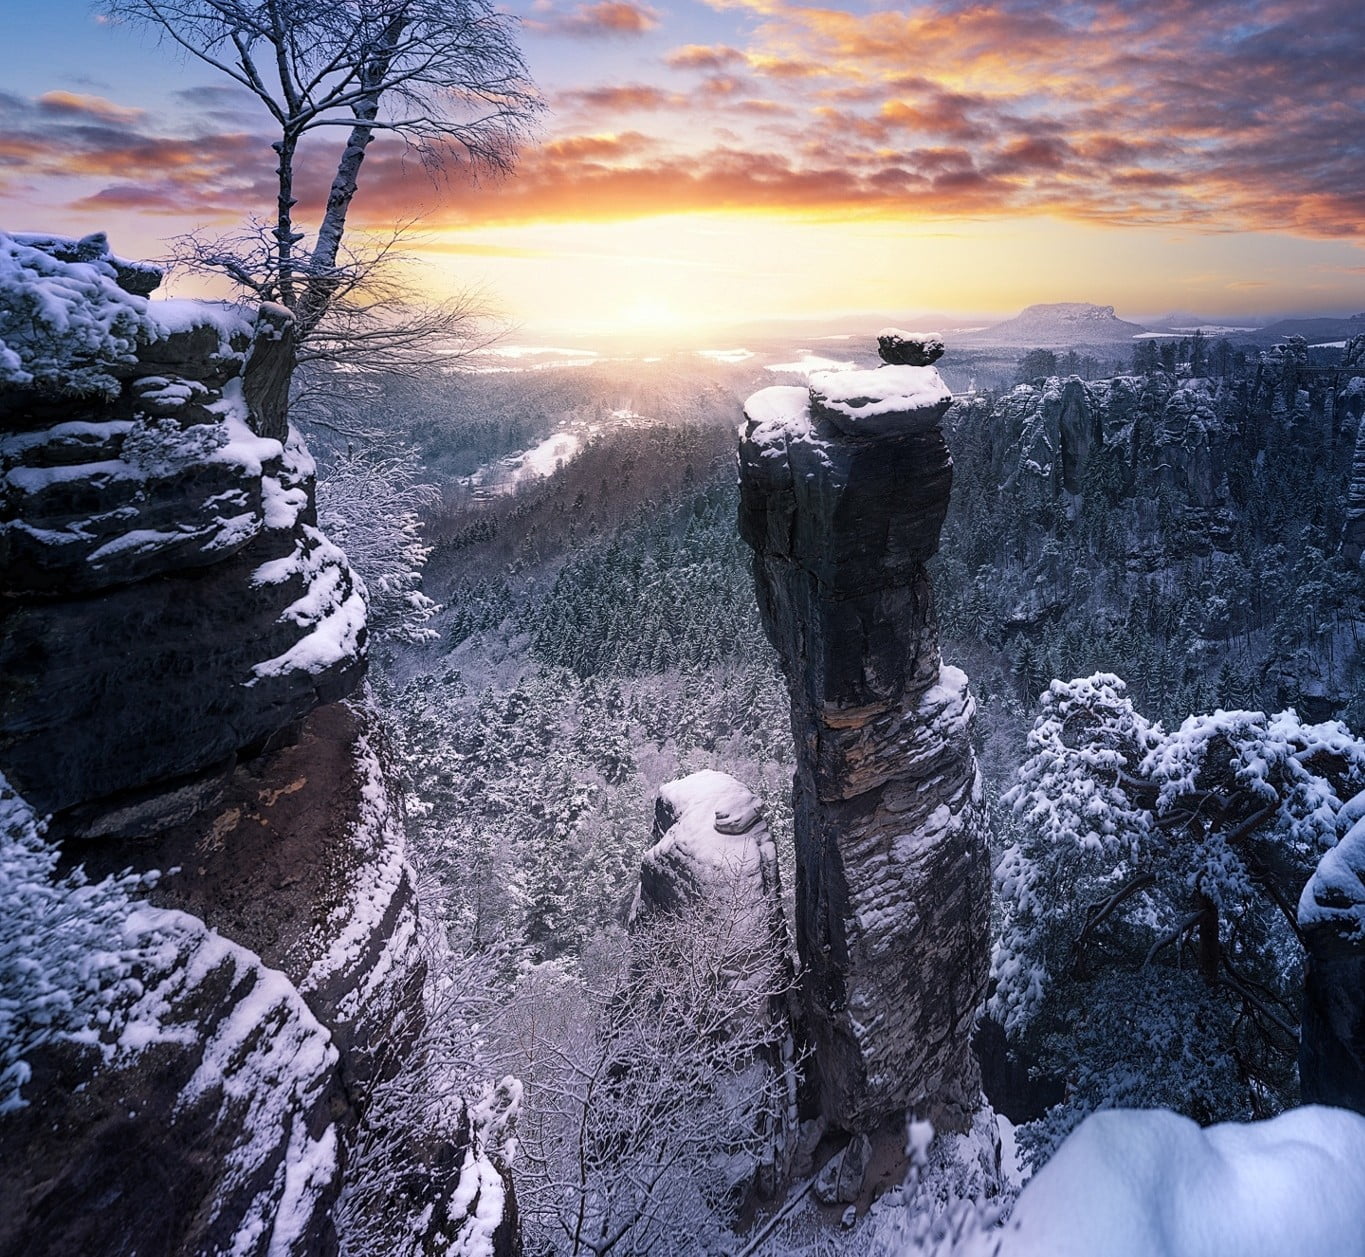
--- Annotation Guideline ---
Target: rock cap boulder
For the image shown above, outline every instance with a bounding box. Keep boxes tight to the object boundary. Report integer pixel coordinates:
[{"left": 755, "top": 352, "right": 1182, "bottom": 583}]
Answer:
[{"left": 876, "top": 329, "right": 944, "bottom": 367}]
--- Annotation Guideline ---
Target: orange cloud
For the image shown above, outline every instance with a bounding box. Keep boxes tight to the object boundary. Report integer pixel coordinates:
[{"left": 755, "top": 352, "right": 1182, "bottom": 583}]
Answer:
[
  {"left": 557, "top": 84, "right": 684, "bottom": 112},
  {"left": 665, "top": 44, "right": 745, "bottom": 70},
  {"left": 36, "top": 91, "right": 146, "bottom": 125},
  {"left": 8, "top": 1, "right": 1365, "bottom": 253},
  {"left": 527, "top": 0, "right": 661, "bottom": 37},
  {"left": 542, "top": 131, "right": 656, "bottom": 160}
]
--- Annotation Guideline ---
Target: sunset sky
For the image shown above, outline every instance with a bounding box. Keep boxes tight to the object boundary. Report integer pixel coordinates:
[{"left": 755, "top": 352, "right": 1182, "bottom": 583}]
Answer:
[{"left": 2, "top": 0, "right": 1363, "bottom": 334}]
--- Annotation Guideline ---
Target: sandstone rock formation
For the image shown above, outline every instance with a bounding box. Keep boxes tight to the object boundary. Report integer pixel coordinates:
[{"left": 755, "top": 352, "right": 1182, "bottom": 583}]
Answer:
[
  {"left": 634, "top": 769, "right": 780, "bottom": 919},
  {"left": 632, "top": 770, "right": 799, "bottom": 1197},
  {"left": 1339, "top": 335, "right": 1365, "bottom": 565},
  {"left": 0, "top": 234, "right": 515, "bottom": 1255},
  {"left": 1299, "top": 804, "right": 1365, "bottom": 1114},
  {"left": 737, "top": 332, "right": 990, "bottom": 1135},
  {"left": 0, "top": 231, "right": 366, "bottom": 835}
]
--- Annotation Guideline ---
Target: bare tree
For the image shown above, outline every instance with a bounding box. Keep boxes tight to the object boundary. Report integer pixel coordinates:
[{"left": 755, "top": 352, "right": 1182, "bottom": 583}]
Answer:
[
  {"left": 314, "top": 446, "right": 441, "bottom": 645},
  {"left": 109, "top": 0, "right": 541, "bottom": 412},
  {"left": 498, "top": 893, "right": 797, "bottom": 1257}
]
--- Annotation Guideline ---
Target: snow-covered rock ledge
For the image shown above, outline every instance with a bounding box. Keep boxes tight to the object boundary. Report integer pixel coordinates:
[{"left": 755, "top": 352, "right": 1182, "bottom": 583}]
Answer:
[
  {"left": 0, "top": 231, "right": 366, "bottom": 833},
  {"left": 1299, "top": 800, "right": 1365, "bottom": 1112},
  {"left": 0, "top": 775, "right": 344, "bottom": 1256}
]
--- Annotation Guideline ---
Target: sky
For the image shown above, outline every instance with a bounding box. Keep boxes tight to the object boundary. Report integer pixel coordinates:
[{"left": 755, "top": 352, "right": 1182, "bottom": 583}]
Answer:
[{"left": 1, "top": 0, "right": 1363, "bottom": 335}]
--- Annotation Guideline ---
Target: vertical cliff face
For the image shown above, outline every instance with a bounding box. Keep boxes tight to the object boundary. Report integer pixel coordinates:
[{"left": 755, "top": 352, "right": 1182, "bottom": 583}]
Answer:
[
  {"left": 1299, "top": 807, "right": 1365, "bottom": 1114},
  {"left": 736, "top": 333, "right": 990, "bottom": 1135},
  {"left": 0, "top": 233, "right": 516, "bottom": 1256},
  {"left": 0, "top": 232, "right": 366, "bottom": 836}
]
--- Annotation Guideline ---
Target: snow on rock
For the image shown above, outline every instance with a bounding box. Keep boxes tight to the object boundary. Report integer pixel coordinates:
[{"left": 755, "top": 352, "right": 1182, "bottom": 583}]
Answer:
[
  {"left": 250, "top": 524, "right": 369, "bottom": 682},
  {"left": 1299, "top": 801, "right": 1365, "bottom": 1112},
  {"left": 0, "top": 234, "right": 366, "bottom": 828},
  {"left": 300, "top": 717, "right": 419, "bottom": 1039},
  {"left": 633, "top": 770, "right": 779, "bottom": 917},
  {"left": 997, "top": 1106, "right": 1365, "bottom": 1257},
  {"left": 876, "top": 329, "right": 945, "bottom": 366},
  {"left": 808, "top": 364, "right": 952, "bottom": 435},
  {"left": 0, "top": 772, "right": 344, "bottom": 1256},
  {"left": 1301, "top": 813, "right": 1365, "bottom": 940},
  {"left": 631, "top": 770, "right": 799, "bottom": 1198},
  {"left": 743, "top": 384, "right": 812, "bottom": 442},
  {"left": 120, "top": 906, "right": 342, "bottom": 1257},
  {"left": 0, "top": 230, "right": 248, "bottom": 398}
]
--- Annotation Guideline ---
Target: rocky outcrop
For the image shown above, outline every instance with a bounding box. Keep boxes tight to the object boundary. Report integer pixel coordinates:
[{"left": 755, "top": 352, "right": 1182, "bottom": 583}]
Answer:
[
  {"left": 737, "top": 333, "right": 990, "bottom": 1135},
  {"left": 976, "top": 371, "right": 1247, "bottom": 526},
  {"left": 0, "top": 775, "right": 344, "bottom": 1256},
  {"left": 1299, "top": 804, "right": 1365, "bottom": 1114},
  {"left": 634, "top": 769, "right": 780, "bottom": 919},
  {"left": 996, "top": 376, "right": 1102, "bottom": 507},
  {"left": 0, "top": 231, "right": 366, "bottom": 834},
  {"left": 0, "top": 235, "right": 515, "bottom": 1255},
  {"left": 631, "top": 770, "right": 799, "bottom": 1198}
]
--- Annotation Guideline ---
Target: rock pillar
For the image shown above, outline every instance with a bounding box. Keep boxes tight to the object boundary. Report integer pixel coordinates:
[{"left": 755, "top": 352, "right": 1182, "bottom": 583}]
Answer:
[
  {"left": 631, "top": 770, "right": 799, "bottom": 1197},
  {"left": 737, "top": 332, "right": 989, "bottom": 1133}
]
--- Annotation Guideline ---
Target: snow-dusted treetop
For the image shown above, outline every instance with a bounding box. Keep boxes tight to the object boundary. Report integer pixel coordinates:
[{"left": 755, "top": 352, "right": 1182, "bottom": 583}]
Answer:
[{"left": 0, "top": 231, "right": 249, "bottom": 398}]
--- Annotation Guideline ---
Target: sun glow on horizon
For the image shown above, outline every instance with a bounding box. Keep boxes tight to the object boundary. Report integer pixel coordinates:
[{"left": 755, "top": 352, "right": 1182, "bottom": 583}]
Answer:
[{"left": 415, "top": 210, "right": 1365, "bottom": 337}]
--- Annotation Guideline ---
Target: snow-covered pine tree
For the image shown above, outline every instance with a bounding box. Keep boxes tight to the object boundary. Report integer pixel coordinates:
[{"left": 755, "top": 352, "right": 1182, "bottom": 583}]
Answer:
[{"left": 993, "top": 673, "right": 1365, "bottom": 1163}]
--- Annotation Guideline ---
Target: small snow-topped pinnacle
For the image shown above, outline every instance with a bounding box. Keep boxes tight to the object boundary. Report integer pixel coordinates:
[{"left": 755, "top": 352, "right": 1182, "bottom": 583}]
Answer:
[
  {"left": 634, "top": 769, "right": 775, "bottom": 917},
  {"left": 657, "top": 769, "right": 766, "bottom": 846},
  {"left": 876, "top": 329, "right": 944, "bottom": 366}
]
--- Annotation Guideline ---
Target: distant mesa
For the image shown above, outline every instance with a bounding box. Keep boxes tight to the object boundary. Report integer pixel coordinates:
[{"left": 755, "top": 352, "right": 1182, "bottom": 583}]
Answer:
[
  {"left": 1154, "top": 311, "right": 1212, "bottom": 329},
  {"left": 957, "top": 301, "right": 1153, "bottom": 346}
]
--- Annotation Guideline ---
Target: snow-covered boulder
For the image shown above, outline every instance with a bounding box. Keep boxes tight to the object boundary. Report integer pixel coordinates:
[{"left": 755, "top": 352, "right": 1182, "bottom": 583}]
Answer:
[
  {"left": 997, "top": 1106, "right": 1365, "bottom": 1257},
  {"left": 634, "top": 769, "right": 778, "bottom": 917}
]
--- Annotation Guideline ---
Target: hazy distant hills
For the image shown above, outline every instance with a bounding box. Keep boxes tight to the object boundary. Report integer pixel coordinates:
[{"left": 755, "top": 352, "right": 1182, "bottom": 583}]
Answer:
[
  {"left": 516, "top": 302, "right": 1365, "bottom": 364},
  {"left": 1252, "top": 314, "right": 1365, "bottom": 344}
]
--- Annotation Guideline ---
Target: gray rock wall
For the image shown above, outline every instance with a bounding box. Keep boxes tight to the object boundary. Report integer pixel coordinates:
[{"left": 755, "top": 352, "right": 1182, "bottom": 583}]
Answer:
[
  {"left": 737, "top": 335, "right": 990, "bottom": 1134},
  {"left": 1299, "top": 808, "right": 1365, "bottom": 1114},
  {"left": 0, "top": 234, "right": 515, "bottom": 1255}
]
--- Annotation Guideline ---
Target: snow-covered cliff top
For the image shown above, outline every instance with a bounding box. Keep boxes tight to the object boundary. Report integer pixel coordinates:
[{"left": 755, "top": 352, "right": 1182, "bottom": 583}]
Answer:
[{"left": 0, "top": 231, "right": 248, "bottom": 397}]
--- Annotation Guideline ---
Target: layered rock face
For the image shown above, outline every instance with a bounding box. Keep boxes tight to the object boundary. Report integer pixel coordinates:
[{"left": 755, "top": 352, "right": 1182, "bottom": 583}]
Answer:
[
  {"left": 737, "top": 333, "right": 990, "bottom": 1134},
  {"left": 1341, "top": 337, "right": 1365, "bottom": 565},
  {"left": 0, "top": 231, "right": 366, "bottom": 835},
  {"left": 632, "top": 770, "right": 799, "bottom": 1197},
  {"left": 0, "top": 234, "right": 515, "bottom": 1255},
  {"left": 1299, "top": 805, "right": 1365, "bottom": 1114}
]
